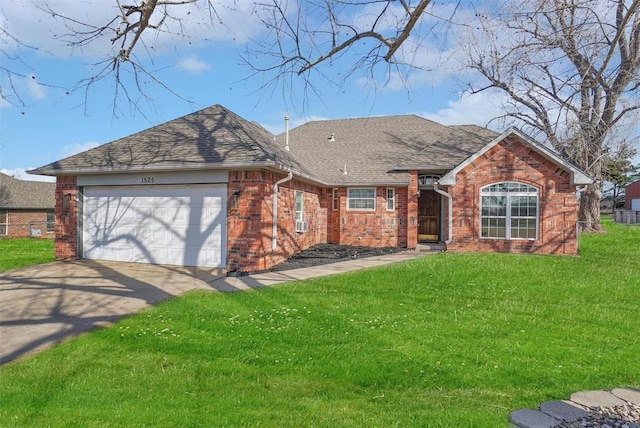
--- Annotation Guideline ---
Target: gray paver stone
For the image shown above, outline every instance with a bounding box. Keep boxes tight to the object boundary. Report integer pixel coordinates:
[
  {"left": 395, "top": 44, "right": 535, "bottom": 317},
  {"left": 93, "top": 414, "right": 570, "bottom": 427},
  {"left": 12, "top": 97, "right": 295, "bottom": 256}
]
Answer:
[
  {"left": 612, "top": 388, "right": 640, "bottom": 405},
  {"left": 570, "top": 390, "right": 626, "bottom": 408},
  {"left": 510, "top": 409, "right": 561, "bottom": 428},
  {"left": 539, "top": 400, "right": 589, "bottom": 422}
]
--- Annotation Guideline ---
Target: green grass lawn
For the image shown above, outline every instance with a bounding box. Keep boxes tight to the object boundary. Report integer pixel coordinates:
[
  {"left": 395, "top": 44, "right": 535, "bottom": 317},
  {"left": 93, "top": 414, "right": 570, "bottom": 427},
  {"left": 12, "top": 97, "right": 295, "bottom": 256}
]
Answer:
[
  {"left": 1, "top": 219, "right": 639, "bottom": 427},
  {"left": 0, "top": 238, "right": 54, "bottom": 272}
]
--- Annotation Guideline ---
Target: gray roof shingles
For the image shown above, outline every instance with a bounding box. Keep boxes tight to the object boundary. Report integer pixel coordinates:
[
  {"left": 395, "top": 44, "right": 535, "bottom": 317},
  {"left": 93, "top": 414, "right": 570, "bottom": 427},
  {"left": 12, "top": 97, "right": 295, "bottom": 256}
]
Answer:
[
  {"left": 0, "top": 173, "right": 55, "bottom": 209},
  {"left": 29, "top": 105, "right": 314, "bottom": 178},
  {"left": 29, "top": 105, "right": 500, "bottom": 186},
  {"left": 276, "top": 115, "right": 498, "bottom": 185}
]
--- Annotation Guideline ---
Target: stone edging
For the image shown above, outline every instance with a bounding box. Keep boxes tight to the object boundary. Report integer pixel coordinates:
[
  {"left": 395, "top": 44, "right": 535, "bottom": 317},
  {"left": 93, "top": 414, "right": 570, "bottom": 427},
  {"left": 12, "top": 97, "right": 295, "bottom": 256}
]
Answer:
[{"left": 510, "top": 388, "right": 640, "bottom": 428}]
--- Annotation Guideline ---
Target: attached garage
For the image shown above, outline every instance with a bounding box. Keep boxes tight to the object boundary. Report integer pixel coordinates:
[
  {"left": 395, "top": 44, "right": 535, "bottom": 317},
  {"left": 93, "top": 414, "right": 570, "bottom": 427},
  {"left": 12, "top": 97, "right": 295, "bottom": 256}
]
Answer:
[{"left": 82, "top": 185, "right": 227, "bottom": 268}]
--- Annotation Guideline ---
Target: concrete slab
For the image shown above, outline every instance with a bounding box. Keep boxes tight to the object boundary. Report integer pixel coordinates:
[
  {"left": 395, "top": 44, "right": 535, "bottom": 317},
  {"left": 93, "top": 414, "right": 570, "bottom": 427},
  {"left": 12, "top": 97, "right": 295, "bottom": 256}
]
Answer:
[
  {"left": 1, "top": 251, "right": 429, "bottom": 364},
  {"left": 570, "top": 390, "right": 627, "bottom": 408},
  {"left": 509, "top": 409, "right": 560, "bottom": 428},
  {"left": 539, "top": 400, "right": 589, "bottom": 422},
  {"left": 0, "top": 260, "right": 226, "bottom": 364},
  {"left": 612, "top": 388, "right": 640, "bottom": 405}
]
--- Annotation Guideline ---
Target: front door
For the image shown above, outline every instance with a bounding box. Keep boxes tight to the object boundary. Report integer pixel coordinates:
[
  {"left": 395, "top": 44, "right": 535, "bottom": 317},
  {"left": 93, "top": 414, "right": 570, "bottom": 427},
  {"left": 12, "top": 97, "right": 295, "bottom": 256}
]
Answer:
[{"left": 418, "top": 190, "right": 441, "bottom": 242}]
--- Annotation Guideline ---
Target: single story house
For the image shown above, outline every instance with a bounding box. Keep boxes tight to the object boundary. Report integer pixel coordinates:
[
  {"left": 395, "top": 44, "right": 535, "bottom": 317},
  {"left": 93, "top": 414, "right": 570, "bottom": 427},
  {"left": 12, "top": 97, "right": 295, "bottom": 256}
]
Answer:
[
  {"left": 626, "top": 179, "right": 640, "bottom": 210},
  {"left": 29, "top": 105, "right": 592, "bottom": 273},
  {"left": 0, "top": 173, "right": 55, "bottom": 238}
]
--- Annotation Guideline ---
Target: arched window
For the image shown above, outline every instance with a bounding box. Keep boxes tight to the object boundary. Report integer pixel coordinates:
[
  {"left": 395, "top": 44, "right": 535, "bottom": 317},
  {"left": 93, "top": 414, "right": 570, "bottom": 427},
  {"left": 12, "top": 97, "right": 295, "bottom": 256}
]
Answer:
[{"left": 480, "top": 182, "right": 538, "bottom": 240}]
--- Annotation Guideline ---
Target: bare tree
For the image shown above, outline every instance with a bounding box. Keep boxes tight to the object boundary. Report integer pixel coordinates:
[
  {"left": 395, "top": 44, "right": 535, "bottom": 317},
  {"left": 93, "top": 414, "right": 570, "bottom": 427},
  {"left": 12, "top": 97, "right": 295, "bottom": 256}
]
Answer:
[
  {"left": 1, "top": 0, "right": 220, "bottom": 115},
  {"left": 244, "top": 0, "right": 447, "bottom": 105},
  {"left": 467, "top": 0, "right": 640, "bottom": 232}
]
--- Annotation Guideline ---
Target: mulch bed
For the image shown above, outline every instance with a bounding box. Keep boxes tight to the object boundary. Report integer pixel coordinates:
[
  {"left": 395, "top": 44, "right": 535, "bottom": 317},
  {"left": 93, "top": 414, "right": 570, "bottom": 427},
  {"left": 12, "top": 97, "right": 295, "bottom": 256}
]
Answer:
[{"left": 269, "top": 243, "right": 406, "bottom": 272}]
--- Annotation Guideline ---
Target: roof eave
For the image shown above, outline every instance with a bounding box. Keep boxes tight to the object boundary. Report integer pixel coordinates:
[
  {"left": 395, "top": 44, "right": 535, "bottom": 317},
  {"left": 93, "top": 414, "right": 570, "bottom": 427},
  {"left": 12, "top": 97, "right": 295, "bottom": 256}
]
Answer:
[
  {"left": 27, "top": 161, "right": 334, "bottom": 189},
  {"left": 27, "top": 161, "right": 291, "bottom": 177}
]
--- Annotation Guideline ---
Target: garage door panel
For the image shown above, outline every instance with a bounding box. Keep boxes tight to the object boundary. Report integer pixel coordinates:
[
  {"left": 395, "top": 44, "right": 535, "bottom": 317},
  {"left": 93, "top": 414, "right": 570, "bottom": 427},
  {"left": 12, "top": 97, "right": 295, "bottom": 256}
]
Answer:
[{"left": 83, "top": 185, "right": 227, "bottom": 268}]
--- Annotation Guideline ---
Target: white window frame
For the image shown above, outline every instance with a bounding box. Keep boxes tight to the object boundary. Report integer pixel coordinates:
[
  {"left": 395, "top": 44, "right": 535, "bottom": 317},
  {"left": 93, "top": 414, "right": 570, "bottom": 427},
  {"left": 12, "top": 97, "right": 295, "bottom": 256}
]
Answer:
[
  {"left": 46, "top": 212, "right": 55, "bottom": 233},
  {"left": 0, "top": 210, "right": 7, "bottom": 236},
  {"left": 386, "top": 188, "right": 395, "bottom": 211},
  {"left": 480, "top": 182, "right": 539, "bottom": 240},
  {"left": 332, "top": 188, "right": 339, "bottom": 211},
  {"left": 347, "top": 188, "right": 376, "bottom": 211},
  {"left": 295, "top": 191, "right": 304, "bottom": 221}
]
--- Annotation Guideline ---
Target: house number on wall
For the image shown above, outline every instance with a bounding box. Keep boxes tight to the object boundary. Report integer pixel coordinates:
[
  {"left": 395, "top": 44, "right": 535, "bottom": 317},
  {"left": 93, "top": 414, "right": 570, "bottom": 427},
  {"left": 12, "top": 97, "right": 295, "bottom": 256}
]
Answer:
[{"left": 141, "top": 176, "right": 155, "bottom": 184}]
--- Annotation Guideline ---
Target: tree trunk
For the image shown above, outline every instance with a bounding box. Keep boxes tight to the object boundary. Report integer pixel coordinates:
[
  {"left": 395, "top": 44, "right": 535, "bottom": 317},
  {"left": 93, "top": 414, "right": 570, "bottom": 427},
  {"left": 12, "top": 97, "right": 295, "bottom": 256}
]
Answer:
[{"left": 578, "top": 184, "right": 605, "bottom": 233}]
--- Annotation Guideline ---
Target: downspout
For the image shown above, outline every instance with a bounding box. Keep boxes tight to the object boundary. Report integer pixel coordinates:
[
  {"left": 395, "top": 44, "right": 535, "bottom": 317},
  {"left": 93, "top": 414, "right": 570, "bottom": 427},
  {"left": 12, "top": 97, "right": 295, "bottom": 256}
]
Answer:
[
  {"left": 272, "top": 171, "right": 293, "bottom": 250},
  {"left": 433, "top": 183, "right": 453, "bottom": 245}
]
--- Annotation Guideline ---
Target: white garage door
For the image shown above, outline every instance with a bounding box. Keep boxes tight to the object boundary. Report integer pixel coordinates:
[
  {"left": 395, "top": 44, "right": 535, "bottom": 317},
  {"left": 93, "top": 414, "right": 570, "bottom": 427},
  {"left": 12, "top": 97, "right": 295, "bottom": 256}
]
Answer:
[
  {"left": 632, "top": 198, "right": 640, "bottom": 210},
  {"left": 82, "top": 185, "right": 226, "bottom": 268}
]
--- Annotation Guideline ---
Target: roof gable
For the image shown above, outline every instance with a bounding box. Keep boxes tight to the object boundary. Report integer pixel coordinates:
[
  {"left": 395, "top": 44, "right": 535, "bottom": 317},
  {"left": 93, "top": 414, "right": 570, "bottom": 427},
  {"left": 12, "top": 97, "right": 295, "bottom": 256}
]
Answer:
[
  {"left": 438, "top": 128, "right": 593, "bottom": 186},
  {"left": 29, "top": 105, "right": 314, "bottom": 178},
  {"left": 0, "top": 173, "right": 55, "bottom": 209}
]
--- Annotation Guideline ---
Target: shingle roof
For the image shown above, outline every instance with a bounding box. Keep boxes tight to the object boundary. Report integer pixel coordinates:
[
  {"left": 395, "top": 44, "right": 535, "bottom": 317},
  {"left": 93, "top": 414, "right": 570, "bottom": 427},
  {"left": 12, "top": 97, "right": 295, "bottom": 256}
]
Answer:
[
  {"left": 29, "top": 105, "right": 314, "bottom": 179},
  {"left": 28, "top": 105, "right": 502, "bottom": 186},
  {"left": 0, "top": 173, "right": 55, "bottom": 209},
  {"left": 277, "top": 115, "right": 499, "bottom": 185}
]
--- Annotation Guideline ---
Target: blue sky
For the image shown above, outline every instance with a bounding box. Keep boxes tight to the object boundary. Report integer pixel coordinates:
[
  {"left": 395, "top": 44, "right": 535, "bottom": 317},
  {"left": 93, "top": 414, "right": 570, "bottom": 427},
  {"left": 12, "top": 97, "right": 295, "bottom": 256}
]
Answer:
[
  {"left": 1, "top": 0, "right": 516, "bottom": 182},
  {"left": 1, "top": 0, "right": 636, "bottom": 183}
]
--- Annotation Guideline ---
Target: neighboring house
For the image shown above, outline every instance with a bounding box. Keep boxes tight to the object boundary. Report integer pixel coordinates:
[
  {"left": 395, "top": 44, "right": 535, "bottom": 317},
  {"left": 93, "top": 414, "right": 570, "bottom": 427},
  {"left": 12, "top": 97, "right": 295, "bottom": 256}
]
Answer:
[
  {"left": 626, "top": 180, "right": 640, "bottom": 210},
  {"left": 0, "top": 173, "right": 55, "bottom": 238},
  {"left": 29, "top": 105, "right": 592, "bottom": 273}
]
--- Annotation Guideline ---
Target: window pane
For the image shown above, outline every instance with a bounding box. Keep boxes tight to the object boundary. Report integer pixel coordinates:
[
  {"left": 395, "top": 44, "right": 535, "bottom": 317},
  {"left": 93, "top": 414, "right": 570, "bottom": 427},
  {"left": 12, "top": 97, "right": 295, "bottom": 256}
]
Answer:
[
  {"left": 295, "top": 192, "right": 303, "bottom": 221},
  {"left": 511, "top": 196, "right": 537, "bottom": 217},
  {"left": 386, "top": 188, "right": 394, "bottom": 211},
  {"left": 47, "top": 212, "right": 55, "bottom": 233},
  {"left": 482, "top": 196, "right": 506, "bottom": 216},
  {"left": 348, "top": 188, "right": 375, "bottom": 210},
  {"left": 481, "top": 217, "right": 506, "bottom": 238},
  {"left": 511, "top": 218, "right": 536, "bottom": 239}
]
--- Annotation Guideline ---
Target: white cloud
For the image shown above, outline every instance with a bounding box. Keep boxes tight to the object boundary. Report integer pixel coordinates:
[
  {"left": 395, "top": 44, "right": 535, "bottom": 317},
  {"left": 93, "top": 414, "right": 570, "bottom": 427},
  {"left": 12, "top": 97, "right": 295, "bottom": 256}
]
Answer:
[
  {"left": 421, "top": 91, "right": 514, "bottom": 129},
  {"left": 261, "top": 114, "right": 332, "bottom": 135},
  {"left": 60, "top": 141, "right": 101, "bottom": 159},
  {"left": 2, "top": 168, "right": 56, "bottom": 182},
  {"left": 176, "top": 55, "right": 212, "bottom": 74}
]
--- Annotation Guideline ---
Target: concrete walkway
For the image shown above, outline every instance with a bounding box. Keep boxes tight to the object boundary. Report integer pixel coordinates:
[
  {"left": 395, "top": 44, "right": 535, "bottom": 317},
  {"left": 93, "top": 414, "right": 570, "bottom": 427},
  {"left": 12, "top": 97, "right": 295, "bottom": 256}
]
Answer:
[
  {"left": 510, "top": 388, "right": 640, "bottom": 427},
  {"left": 0, "top": 251, "right": 427, "bottom": 364}
]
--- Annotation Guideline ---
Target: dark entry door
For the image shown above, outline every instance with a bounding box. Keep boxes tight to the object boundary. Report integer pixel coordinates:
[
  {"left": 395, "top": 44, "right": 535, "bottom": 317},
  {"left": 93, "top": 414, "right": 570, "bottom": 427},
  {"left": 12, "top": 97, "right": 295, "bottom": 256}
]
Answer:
[{"left": 418, "top": 190, "right": 441, "bottom": 241}]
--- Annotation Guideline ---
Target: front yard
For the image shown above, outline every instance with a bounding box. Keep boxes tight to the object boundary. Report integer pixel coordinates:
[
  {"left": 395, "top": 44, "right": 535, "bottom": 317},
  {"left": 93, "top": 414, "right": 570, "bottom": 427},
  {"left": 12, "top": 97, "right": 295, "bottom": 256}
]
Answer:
[
  {"left": 0, "top": 238, "right": 54, "bottom": 272},
  {"left": 1, "top": 219, "right": 638, "bottom": 426}
]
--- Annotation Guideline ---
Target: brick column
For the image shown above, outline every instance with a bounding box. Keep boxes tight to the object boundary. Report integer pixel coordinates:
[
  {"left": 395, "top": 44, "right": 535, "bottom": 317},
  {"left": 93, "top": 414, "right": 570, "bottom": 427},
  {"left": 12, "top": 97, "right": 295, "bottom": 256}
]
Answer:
[{"left": 54, "top": 176, "right": 78, "bottom": 260}]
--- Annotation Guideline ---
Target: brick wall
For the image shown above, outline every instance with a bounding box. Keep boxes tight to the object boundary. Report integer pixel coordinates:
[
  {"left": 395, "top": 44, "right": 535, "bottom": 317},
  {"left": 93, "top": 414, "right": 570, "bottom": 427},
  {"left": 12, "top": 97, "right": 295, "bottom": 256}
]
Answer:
[
  {"left": 446, "top": 137, "right": 579, "bottom": 255},
  {"left": 2, "top": 210, "right": 53, "bottom": 238},
  {"left": 54, "top": 176, "right": 79, "bottom": 260},
  {"left": 328, "top": 186, "right": 412, "bottom": 248},
  {"left": 226, "top": 170, "right": 327, "bottom": 273}
]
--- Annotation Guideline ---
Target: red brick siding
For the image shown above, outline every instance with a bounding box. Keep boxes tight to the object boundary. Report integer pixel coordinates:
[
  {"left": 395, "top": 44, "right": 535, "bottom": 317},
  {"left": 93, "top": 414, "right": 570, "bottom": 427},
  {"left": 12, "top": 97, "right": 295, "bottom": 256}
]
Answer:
[
  {"left": 446, "top": 137, "right": 579, "bottom": 255},
  {"left": 54, "top": 176, "right": 79, "bottom": 260},
  {"left": 2, "top": 210, "right": 53, "bottom": 238},
  {"left": 330, "top": 187, "right": 411, "bottom": 247},
  {"left": 626, "top": 180, "right": 640, "bottom": 210},
  {"left": 226, "top": 170, "right": 327, "bottom": 273}
]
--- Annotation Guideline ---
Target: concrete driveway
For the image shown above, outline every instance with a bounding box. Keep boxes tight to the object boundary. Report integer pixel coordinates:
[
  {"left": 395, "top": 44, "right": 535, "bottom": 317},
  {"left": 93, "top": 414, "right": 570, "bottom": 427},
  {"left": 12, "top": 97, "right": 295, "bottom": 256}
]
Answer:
[
  {"left": 0, "top": 260, "right": 230, "bottom": 365},
  {"left": 0, "top": 251, "right": 427, "bottom": 365}
]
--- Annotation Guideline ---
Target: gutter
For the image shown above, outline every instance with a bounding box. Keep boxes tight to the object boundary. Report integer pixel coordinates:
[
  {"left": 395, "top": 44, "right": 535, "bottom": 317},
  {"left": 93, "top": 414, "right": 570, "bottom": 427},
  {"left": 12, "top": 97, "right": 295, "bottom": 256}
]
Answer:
[
  {"left": 433, "top": 183, "right": 453, "bottom": 245},
  {"left": 272, "top": 171, "right": 294, "bottom": 250}
]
